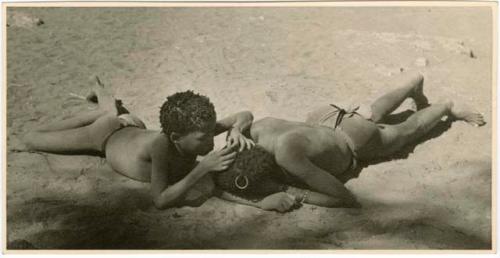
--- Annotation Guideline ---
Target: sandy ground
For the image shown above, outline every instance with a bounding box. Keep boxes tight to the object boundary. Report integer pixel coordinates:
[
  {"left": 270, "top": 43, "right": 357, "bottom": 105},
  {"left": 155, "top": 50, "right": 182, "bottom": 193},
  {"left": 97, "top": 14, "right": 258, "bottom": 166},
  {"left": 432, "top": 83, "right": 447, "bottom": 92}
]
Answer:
[{"left": 5, "top": 7, "right": 493, "bottom": 249}]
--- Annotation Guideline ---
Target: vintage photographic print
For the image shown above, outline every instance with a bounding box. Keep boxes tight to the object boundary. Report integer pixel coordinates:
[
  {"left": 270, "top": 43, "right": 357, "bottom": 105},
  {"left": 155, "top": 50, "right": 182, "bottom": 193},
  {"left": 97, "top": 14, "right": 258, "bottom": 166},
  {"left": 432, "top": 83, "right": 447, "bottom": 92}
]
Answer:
[{"left": 3, "top": 1, "right": 496, "bottom": 251}]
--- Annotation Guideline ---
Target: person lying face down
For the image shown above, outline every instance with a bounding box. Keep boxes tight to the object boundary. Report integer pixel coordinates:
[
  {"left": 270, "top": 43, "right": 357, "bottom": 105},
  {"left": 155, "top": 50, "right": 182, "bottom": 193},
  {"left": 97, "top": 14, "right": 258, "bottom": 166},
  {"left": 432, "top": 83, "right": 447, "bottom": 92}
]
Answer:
[
  {"left": 214, "top": 73, "right": 485, "bottom": 213},
  {"left": 22, "top": 84, "right": 256, "bottom": 210}
]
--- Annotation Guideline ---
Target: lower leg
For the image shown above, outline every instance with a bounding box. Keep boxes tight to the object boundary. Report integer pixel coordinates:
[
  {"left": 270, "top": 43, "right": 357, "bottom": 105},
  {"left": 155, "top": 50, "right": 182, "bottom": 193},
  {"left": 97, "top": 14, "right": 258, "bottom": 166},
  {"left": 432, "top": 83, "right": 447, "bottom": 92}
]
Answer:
[
  {"left": 34, "top": 80, "right": 122, "bottom": 133},
  {"left": 374, "top": 99, "right": 485, "bottom": 157},
  {"left": 374, "top": 102, "right": 452, "bottom": 157},
  {"left": 395, "top": 101, "right": 452, "bottom": 141},
  {"left": 24, "top": 114, "right": 121, "bottom": 154},
  {"left": 33, "top": 109, "right": 108, "bottom": 132},
  {"left": 370, "top": 73, "right": 428, "bottom": 122}
]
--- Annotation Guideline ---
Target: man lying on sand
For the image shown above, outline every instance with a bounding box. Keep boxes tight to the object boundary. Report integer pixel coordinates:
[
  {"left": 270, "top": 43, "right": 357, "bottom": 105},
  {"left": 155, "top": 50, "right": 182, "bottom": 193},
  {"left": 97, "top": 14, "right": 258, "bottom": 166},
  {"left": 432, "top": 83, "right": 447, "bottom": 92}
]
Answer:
[
  {"left": 214, "top": 73, "right": 486, "bottom": 212},
  {"left": 23, "top": 79, "right": 254, "bottom": 209}
]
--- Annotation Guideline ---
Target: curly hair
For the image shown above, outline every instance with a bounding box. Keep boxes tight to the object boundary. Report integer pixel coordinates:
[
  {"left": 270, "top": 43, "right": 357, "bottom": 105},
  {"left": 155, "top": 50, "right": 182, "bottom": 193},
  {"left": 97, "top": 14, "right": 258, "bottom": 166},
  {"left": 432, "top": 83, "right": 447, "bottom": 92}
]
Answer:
[
  {"left": 159, "top": 91, "right": 216, "bottom": 135},
  {"left": 214, "top": 146, "right": 288, "bottom": 200}
]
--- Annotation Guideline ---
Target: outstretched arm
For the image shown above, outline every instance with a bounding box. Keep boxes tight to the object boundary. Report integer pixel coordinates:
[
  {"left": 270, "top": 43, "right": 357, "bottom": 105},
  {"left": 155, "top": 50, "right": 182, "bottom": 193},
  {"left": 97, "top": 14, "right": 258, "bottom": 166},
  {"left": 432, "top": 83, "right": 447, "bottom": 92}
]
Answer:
[
  {"left": 217, "top": 190, "right": 298, "bottom": 213},
  {"left": 275, "top": 135, "right": 360, "bottom": 208},
  {"left": 285, "top": 186, "right": 356, "bottom": 208}
]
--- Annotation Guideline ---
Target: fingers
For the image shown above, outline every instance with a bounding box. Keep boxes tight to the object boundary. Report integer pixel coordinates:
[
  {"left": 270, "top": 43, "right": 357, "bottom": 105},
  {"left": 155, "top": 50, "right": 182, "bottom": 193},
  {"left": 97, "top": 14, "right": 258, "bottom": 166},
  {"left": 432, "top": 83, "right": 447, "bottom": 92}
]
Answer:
[
  {"left": 242, "top": 138, "right": 255, "bottom": 151},
  {"left": 247, "top": 139, "right": 255, "bottom": 149},
  {"left": 219, "top": 146, "right": 235, "bottom": 155},
  {"left": 238, "top": 137, "right": 245, "bottom": 152},
  {"left": 276, "top": 195, "right": 296, "bottom": 212},
  {"left": 227, "top": 137, "right": 237, "bottom": 149},
  {"left": 226, "top": 133, "right": 256, "bottom": 152},
  {"left": 221, "top": 151, "right": 237, "bottom": 161},
  {"left": 219, "top": 161, "right": 232, "bottom": 170},
  {"left": 213, "top": 160, "right": 233, "bottom": 171}
]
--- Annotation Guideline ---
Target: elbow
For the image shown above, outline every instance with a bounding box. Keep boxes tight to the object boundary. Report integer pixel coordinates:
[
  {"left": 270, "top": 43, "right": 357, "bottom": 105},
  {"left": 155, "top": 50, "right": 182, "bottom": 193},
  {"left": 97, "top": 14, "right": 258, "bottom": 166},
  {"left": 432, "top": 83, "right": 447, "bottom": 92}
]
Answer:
[
  {"left": 240, "top": 111, "right": 254, "bottom": 121},
  {"left": 153, "top": 197, "right": 176, "bottom": 210},
  {"left": 153, "top": 199, "right": 167, "bottom": 210}
]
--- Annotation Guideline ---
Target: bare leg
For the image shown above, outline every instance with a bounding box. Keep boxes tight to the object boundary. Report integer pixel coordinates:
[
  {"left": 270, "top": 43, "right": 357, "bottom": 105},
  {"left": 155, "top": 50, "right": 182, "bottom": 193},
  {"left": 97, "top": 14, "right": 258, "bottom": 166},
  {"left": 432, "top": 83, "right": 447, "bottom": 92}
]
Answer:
[
  {"left": 370, "top": 73, "right": 429, "bottom": 123},
  {"left": 86, "top": 76, "right": 131, "bottom": 115},
  {"left": 24, "top": 114, "right": 121, "bottom": 154},
  {"left": 22, "top": 82, "right": 122, "bottom": 154},
  {"left": 374, "top": 100, "right": 485, "bottom": 157},
  {"left": 33, "top": 109, "right": 108, "bottom": 132}
]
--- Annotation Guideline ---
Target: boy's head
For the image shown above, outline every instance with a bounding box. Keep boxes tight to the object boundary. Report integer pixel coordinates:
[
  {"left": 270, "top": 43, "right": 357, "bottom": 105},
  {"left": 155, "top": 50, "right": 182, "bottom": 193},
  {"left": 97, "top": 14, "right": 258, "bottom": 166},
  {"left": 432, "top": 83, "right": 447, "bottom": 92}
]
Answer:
[{"left": 160, "top": 90, "right": 216, "bottom": 155}]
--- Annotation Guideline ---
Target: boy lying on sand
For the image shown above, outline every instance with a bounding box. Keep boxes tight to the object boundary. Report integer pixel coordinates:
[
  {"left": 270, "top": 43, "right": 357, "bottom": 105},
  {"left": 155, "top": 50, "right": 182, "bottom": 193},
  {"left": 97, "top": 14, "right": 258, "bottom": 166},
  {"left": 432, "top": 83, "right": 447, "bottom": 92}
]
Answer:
[
  {"left": 23, "top": 80, "right": 254, "bottom": 209},
  {"left": 215, "top": 73, "right": 486, "bottom": 212}
]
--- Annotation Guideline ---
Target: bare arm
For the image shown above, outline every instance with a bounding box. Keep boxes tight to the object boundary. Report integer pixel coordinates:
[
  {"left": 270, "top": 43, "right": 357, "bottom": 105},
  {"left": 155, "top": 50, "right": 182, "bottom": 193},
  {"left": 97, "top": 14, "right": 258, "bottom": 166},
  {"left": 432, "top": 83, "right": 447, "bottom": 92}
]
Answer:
[
  {"left": 218, "top": 191, "right": 261, "bottom": 208},
  {"left": 215, "top": 111, "right": 255, "bottom": 151},
  {"left": 275, "top": 135, "right": 360, "bottom": 208},
  {"left": 151, "top": 139, "right": 236, "bottom": 209},
  {"left": 150, "top": 142, "right": 209, "bottom": 209},
  {"left": 217, "top": 190, "right": 297, "bottom": 212},
  {"left": 214, "top": 111, "right": 254, "bottom": 135},
  {"left": 285, "top": 186, "right": 353, "bottom": 208}
]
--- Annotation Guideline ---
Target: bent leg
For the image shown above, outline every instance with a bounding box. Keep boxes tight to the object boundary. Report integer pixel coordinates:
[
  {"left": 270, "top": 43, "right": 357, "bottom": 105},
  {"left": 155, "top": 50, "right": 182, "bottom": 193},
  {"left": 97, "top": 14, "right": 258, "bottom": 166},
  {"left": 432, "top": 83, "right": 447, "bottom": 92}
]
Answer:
[
  {"left": 24, "top": 114, "right": 122, "bottom": 154},
  {"left": 33, "top": 109, "right": 108, "bottom": 132},
  {"left": 375, "top": 101, "right": 452, "bottom": 157},
  {"left": 370, "top": 73, "right": 428, "bottom": 123}
]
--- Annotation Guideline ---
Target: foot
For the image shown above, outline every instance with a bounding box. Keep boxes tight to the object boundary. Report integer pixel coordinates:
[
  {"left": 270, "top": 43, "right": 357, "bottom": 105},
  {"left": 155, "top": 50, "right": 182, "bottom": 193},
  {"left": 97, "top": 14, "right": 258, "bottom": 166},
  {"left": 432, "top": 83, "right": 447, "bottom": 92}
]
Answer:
[
  {"left": 85, "top": 91, "right": 98, "bottom": 103},
  {"left": 450, "top": 103, "right": 486, "bottom": 127},
  {"left": 90, "top": 76, "right": 119, "bottom": 114},
  {"left": 409, "top": 74, "right": 430, "bottom": 110}
]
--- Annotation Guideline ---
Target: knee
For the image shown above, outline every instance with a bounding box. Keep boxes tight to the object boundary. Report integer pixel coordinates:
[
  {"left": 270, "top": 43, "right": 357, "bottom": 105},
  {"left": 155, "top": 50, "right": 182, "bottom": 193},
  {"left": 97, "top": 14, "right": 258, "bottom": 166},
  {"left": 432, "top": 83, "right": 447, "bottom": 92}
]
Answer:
[
  {"left": 440, "top": 98, "right": 454, "bottom": 109},
  {"left": 369, "top": 104, "right": 384, "bottom": 123},
  {"left": 370, "top": 113, "right": 383, "bottom": 123}
]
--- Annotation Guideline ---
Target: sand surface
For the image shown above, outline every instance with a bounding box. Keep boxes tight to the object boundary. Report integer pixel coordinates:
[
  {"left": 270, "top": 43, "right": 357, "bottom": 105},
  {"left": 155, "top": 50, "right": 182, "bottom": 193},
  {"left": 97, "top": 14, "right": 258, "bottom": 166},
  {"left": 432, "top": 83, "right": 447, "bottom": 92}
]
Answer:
[{"left": 6, "top": 7, "right": 493, "bottom": 249}]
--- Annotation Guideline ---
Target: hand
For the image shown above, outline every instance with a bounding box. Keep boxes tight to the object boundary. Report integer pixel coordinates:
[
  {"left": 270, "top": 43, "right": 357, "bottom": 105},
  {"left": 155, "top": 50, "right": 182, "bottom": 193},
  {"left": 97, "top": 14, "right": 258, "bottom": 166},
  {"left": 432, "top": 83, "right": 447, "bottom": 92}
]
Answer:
[
  {"left": 226, "top": 128, "right": 255, "bottom": 152},
  {"left": 258, "top": 192, "right": 298, "bottom": 213},
  {"left": 199, "top": 146, "right": 237, "bottom": 172}
]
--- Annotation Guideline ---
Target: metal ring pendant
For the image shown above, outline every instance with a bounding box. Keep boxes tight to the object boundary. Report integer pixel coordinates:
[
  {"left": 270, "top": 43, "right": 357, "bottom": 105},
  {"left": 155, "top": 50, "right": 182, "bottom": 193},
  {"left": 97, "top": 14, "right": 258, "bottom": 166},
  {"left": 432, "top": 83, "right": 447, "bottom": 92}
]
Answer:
[{"left": 234, "top": 175, "right": 249, "bottom": 190}]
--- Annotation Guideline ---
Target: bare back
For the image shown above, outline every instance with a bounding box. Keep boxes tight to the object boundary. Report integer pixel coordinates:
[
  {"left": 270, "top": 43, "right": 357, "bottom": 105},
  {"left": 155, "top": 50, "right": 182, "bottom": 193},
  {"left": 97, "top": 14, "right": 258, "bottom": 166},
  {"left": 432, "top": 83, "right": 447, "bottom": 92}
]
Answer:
[
  {"left": 105, "top": 128, "right": 162, "bottom": 182},
  {"left": 249, "top": 117, "right": 354, "bottom": 177}
]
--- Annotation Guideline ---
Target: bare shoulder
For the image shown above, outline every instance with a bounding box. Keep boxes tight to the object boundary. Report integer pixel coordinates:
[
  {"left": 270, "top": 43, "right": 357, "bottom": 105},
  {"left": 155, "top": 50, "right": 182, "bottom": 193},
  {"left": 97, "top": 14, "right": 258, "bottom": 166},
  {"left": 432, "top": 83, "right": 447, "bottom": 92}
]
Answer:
[{"left": 150, "top": 133, "right": 170, "bottom": 157}]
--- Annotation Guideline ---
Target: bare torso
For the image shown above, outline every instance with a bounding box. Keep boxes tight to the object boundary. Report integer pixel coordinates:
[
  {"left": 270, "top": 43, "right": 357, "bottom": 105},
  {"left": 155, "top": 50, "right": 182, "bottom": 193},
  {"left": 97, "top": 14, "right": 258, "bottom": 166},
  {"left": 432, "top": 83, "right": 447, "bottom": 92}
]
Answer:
[
  {"left": 249, "top": 117, "right": 355, "bottom": 177},
  {"left": 104, "top": 127, "right": 196, "bottom": 183},
  {"left": 104, "top": 127, "right": 158, "bottom": 181}
]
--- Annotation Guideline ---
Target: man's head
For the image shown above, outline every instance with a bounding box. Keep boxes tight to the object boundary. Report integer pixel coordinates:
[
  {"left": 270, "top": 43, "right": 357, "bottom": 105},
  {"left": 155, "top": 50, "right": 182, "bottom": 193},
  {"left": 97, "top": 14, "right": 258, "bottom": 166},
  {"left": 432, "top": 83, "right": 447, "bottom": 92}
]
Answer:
[
  {"left": 160, "top": 90, "right": 216, "bottom": 155},
  {"left": 214, "top": 146, "right": 285, "bottom": 200}
]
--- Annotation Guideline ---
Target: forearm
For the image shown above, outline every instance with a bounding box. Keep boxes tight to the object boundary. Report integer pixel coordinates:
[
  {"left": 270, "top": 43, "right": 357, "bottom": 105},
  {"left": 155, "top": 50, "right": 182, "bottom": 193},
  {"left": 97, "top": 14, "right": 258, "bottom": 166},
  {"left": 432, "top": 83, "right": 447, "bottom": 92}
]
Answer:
[
  {"left": 154, "top": 165, "right": 209, "bottom": 209},
  {"left": 231, "top": 111, "right": 253, "bottom": 132},
  {"left": 303, "top": 173, "right": 359, "bottom": 207},
  {"left": 215, "top": 111, "right": 253, "bottom": 135},
  {"left": 218, "top": 191, "right": 262, "bottom": 208},
  {"left": 286, "top": 186, "right": 358, "bottom": 208}
]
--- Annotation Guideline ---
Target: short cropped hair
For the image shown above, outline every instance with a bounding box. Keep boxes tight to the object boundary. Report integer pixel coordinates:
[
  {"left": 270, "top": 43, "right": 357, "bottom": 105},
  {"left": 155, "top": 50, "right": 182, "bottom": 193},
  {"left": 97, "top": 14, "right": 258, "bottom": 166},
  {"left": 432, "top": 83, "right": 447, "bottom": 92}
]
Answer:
[
  {"left": 159, "top": 91, "right": 216, "bottom": 135},
  {"left": 214, "top": 146, "right": 287, "bottom": 200}
]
